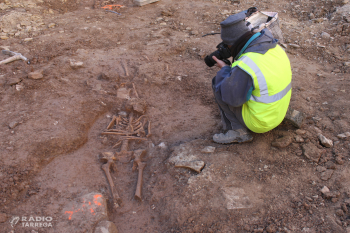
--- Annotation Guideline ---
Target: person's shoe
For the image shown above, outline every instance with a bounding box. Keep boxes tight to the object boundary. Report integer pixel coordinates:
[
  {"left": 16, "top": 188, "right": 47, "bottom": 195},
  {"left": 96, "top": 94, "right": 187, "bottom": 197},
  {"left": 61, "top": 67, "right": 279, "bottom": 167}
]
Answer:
[{"left": 213, "top": 128, "right": 253, "bottom": 144}]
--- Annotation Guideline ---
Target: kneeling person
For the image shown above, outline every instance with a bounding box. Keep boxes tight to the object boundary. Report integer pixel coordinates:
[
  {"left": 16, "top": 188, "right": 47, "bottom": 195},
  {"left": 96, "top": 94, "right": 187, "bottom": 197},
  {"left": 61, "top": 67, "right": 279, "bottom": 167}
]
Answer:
[{"left": 210, "top": 10, "right": 292, "bottom": 144}]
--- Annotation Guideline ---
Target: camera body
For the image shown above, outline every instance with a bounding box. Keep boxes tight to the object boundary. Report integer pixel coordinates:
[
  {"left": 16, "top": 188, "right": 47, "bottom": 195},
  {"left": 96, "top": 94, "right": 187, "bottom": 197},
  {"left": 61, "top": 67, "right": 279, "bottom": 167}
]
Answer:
[{"left": 204, "top": 42, "right": 232, "bottom": 67}]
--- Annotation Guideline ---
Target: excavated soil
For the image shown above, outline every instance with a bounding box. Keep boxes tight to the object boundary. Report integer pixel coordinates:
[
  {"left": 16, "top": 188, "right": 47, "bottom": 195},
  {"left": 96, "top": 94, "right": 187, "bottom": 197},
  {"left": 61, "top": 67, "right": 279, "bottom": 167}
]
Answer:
[{"left": 0, "top": 0, "right": 350, "bottom": 232}]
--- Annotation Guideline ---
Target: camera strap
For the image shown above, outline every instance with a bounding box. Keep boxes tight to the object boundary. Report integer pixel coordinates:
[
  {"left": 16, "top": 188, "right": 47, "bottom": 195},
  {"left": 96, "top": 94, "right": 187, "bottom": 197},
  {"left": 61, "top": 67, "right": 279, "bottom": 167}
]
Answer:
[{"left": 234, "top": 32, "right": 261, "bottom": 60}]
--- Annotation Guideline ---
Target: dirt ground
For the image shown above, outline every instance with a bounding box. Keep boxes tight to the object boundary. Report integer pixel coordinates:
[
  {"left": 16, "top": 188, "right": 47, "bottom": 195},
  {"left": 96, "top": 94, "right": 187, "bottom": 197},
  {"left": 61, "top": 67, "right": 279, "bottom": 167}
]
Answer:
[{"left": 0, "top": 0, "right": 350, "bottom": 232}]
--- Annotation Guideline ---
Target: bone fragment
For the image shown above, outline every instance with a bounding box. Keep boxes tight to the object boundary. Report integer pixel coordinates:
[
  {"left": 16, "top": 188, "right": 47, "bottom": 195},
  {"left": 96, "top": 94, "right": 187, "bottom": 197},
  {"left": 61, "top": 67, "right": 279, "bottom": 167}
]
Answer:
[
  {"left": 132, "top": 83, "right": 139, "bottom": 98},
  {"left": 107, "top": 115, "right": 120, "bottom": 130},
  {"left": 132, "top": 149, "right": 146, "bottom": 171},
  {"left": 147, "top": 121, "right": 151, "bottom": 137},
  {"left": 0, "top": 50, "right": 28, "bottom": 65},
  {"left": 115, "top": 139, "right": 133, "bottom": 163},
  {"left": 100, "top": 152, "right": 121, "bottom": 208},
  {"left": 134, "top": 162, "right": 146, "bottom": 201},
  {"left": 175, "top": 161, "right": 205, "bottom": 173},
  {"left": 132, "top": 149, "right": 147, "bottom": 200},
  {"left": 122, "top": 61, "right": 129, "bottom": 76}
]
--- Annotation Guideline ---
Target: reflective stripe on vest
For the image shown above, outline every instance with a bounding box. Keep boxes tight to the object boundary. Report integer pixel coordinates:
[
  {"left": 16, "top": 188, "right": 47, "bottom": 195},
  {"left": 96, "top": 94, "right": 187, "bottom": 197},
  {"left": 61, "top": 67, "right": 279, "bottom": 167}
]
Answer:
[{"left": 239, "top": 56, "right": 292, "bottom": 104}]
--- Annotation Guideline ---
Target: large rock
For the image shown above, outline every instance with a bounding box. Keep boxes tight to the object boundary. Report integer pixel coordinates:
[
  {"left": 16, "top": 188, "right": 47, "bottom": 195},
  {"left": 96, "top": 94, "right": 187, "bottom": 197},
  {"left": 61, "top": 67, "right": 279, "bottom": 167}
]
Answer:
[{"left": 302, "top": 142, "right": 323, "bottom": 163}]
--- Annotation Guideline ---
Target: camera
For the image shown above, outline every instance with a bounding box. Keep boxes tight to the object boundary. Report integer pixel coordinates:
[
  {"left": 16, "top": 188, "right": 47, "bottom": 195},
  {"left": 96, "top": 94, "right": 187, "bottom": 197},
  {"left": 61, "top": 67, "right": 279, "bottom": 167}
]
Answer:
[{"left": 204, "top": 42, "right": 232, "bottom": 67}]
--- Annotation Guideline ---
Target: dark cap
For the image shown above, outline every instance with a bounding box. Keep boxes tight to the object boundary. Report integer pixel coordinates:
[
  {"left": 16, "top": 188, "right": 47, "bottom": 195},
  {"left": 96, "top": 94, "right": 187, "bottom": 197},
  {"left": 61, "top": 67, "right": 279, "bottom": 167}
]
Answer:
[{"left": 220, "top": 10, "right": 251, "bottom": 45}]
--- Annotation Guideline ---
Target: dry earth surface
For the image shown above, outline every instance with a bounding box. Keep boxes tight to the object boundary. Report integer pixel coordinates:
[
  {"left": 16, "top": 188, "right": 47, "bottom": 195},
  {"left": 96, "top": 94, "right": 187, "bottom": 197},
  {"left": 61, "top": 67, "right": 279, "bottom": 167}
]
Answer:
[{"left": 0, "top": 0, "right": 350, "bottom": 232}]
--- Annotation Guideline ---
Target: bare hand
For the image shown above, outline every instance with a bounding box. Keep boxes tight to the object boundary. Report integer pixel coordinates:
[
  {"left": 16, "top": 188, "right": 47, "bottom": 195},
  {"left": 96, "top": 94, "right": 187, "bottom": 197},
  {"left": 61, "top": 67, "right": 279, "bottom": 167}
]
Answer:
[{"left": 212, "top": 56, "right": 229, "bottom": 69}]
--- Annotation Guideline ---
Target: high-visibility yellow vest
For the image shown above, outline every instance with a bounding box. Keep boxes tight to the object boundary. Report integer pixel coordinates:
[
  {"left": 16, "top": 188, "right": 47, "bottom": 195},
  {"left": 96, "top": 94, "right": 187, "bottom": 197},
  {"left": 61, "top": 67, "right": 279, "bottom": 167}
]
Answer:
[{"left": 231, "top": 45, "right": 292, "bottom": 133}]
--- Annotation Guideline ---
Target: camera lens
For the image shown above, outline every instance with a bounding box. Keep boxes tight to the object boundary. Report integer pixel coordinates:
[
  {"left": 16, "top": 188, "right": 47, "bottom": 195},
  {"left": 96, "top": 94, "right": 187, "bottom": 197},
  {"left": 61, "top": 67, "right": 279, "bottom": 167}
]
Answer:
[
  {"left": 204, "top": 55, "right": 216, "bottom": 67},
  {"left": 204, "top": 50, "right": 222, "bottom": 67}
]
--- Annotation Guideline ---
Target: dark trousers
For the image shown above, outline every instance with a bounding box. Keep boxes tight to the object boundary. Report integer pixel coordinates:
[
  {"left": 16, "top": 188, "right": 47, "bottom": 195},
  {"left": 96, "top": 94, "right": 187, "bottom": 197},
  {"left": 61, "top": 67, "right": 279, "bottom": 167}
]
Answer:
[{"left": 212, "top": 78, "right": 247, "bottom": 131}]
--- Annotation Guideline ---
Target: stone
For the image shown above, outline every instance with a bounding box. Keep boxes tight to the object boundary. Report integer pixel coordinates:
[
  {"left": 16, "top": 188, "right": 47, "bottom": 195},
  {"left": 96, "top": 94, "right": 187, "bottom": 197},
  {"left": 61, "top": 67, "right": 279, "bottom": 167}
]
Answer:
[
  {"left": 344, "top": 62, "right": 350, "bottom": 66},
  {"left": 0, "top": 36, "right": 9, "bottom": 40},
  {"left": 284, "top": 108, "right": 304, "bottom": 128},
  {"left": 271, "top": 135, "right": 293, "bottom": 148},
  {"left": 28, "top": 71, "right": 43, "bottom": 80},
  {"left": 313, "top": 127, "right": 323, "bottom": 136},
  {"left": 309, "top": 13, "right": 315, "bottom": 19},
  {"left": 23, "top": 38, "right": 33, "bottom": 42},
  {"left": 116, "top": 88, "right": 131, "bottom": 99},
  {"left": 70, "top": 59, "right": 84, "bottom": 69},
  {"left": 191, "top": 30, "right": 199, "bottom": 35},
  {"left": 302, "top": 142, "right": 322, "bottom": 163},
  {"left": 134, "top": 0, "right": 161, "bottom": 6},
  {"left": 295, "top": 135, "right": 304, "bottom": 143},
  {"left": 296, "top": 129, "right": 306, "bottom": 135},
  {"left": 320, "top": 169, "right": 334, "bottom": 181},
  {"left": 318, "top": 135, "right": 333, "bottom": 148},
  {"left": 157, "top": 142, "right": 167, "bottom": 149},
  {"left": 8, "top": 121, "right": 19, "bottom": 129},
  {"left": 320, "top": 186, "right": 330, "bottom": 194},
  {"left": 289, "top": 44, "right": 300, "bottom": 48},
  {"left": 0, "top": 212, "right": 7, "bottom": 223},
  {"left": 175, "top": 160, "right": 205, "bottom": 173},
  {"left": 337, "top": 132, "right": 350, "bottom": 139},
  {"left": 48, "top": 23, "right": 56, "bottom": 28},
  {"left": 201, "top": 146, "right": 215, "bottom": 154},
  {"left": 8, "top": 77, "right": 21, "bottom": 85},
  {"left": 321, "top": 32, "right": 330, "bottom": 39},
  {"left": 94, "top": 221, "right": 119, "bottom": 233}
]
